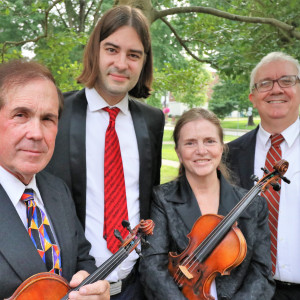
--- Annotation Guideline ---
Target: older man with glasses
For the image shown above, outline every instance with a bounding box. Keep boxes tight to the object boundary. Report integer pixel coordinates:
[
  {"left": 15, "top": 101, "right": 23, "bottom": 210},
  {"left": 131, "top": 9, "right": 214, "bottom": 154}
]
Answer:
[{"left": 227, "top": 52, "right": 300, "bottom": 300}]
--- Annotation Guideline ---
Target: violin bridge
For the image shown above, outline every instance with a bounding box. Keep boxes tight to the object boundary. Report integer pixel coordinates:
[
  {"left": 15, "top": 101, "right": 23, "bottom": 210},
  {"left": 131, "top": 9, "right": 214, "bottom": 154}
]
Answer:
[{"left": 179, "top": 265, "right": 194, "bottom": 279}]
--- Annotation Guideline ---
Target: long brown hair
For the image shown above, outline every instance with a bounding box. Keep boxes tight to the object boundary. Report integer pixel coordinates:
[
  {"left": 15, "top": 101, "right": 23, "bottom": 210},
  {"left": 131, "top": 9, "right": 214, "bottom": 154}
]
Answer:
[
  {"left": 77, "top": 5, "right": 153, "bottom": 99},
  {"left": 173, "top": 108, "right": 231, "bottom": 180}
]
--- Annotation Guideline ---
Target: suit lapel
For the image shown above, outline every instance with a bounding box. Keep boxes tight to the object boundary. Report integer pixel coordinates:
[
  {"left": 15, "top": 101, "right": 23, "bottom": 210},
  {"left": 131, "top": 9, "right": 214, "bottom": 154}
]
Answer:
[
  {"left": 36, "top": 173, "right": 73, "bottom": 275},
  {"left": 236, "top": 128, "right": 258, "bottom": 189},
  {"left": 169, "top": 176, "right": 201, "bottom": 231},
  {"left": 129, "top": 100, "right": 152, "bottom": 219},
  {"left": 69, "top": 90, "right": 87, "bottom": 221},
  {"left": 0, "top": 185, "right": 47, "bottom": 281}
]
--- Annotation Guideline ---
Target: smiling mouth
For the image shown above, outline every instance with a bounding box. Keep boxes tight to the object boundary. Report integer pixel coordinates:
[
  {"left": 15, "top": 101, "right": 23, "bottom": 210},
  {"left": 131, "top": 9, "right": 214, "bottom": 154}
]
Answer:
[
  {"left": 267, "top": 100, "right": 286, "bottom": 104},
  {"left": 194, "top": 159, "right": 210, "bottom": 163}
]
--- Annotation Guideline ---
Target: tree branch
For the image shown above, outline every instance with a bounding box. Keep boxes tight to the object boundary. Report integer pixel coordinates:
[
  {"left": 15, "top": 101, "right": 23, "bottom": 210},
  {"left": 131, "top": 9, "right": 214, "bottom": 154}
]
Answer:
[
  {"left": 1, "top": 0, "right": 64, "bottom": 62},
  {"left": 160, "top": 17, "right": 218, "bottom": 69},
  {"left": 153, "top": 6, "right": 300, "bottom": 39}
]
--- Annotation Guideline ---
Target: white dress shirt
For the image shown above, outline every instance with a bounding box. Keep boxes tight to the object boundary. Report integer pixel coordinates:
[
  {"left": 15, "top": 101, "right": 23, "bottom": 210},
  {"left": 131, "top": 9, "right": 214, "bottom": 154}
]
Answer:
[
  {"left": 85, "top": 87, "right": 140, "bottom": 282},
  {"left": 254, "top": 118, "right": 300, "bottom": 283}
]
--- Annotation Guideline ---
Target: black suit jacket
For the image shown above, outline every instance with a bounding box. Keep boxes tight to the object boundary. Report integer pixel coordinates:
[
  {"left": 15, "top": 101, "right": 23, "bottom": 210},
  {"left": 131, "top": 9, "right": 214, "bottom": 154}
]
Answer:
[
  {"left": 0, "top": 171, "right": 97, "bottom": 299},
  {"left": 139, "top": 173, "right": 275, "bottom": 300},
  {"left": 226, "top": 127, "right": 259, "bottom": 190},
  {"left": 46, "top": 89, "right": 164, "bottom": 228}
]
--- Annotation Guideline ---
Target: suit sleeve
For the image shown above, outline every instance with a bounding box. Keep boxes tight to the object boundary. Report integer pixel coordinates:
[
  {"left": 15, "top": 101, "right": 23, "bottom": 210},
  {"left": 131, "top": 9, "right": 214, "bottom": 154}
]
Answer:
[{"left": 139, "top": 189, "right": 187, "bottom": 300}]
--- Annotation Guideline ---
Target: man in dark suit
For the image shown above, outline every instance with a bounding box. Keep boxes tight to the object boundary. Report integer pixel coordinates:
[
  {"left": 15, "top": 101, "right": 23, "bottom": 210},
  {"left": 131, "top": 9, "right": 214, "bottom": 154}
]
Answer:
[
  {"left": 46, "top": 6, "right": 164, "bottom": 299},
  {"left": 227, "top": 52, "right": 300, "bottom": 299},
  {"left": 0, "top": 60, "right": 109, "bottom": 299}
]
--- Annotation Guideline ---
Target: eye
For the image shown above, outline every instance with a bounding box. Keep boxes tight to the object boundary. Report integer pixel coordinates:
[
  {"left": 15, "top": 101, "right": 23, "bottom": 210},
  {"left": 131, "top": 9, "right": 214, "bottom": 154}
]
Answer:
[
  {"left": 106, "top": 47, "right": 117, "bottom": 53},
  {"left": 129, "top": 53, "right": 141, "bottom": 60},
  {"left": 258, "top": 80, "right": 272, "bottom": 88}
]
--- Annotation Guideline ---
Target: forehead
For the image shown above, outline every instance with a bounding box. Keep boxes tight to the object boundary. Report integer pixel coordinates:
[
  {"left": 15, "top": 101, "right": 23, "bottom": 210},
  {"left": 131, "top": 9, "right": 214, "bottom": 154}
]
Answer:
[
  {"left": 101, "top": 26, "right": 144, "bottom": 51},
  {"left": 4, "top": 78, "right": 59, "bottom": 112},
  {"left": 180, "top": 119, "right": 220, "bottom": 138},
  {"left": 255, "top": 60, "right": 298, "bottom": 81}
]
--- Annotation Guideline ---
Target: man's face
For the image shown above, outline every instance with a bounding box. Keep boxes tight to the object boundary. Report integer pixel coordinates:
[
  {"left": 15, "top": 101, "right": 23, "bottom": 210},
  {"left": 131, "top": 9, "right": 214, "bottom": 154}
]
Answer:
[
  {"left": 97, "top": 25, "right": 145, "bottom": 105},
  {"left": 0, "top": 78, "right": 59, "bottom": 184},
  {"left": 249, "top": 60, "right": 300, "bottom": 130}
]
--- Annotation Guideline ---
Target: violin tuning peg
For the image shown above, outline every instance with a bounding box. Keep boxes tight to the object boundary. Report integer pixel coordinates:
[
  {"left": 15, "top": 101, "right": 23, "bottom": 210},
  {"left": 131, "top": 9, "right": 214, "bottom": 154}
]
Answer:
[
  {"left": 250, "top": 174, "right": 259, "bottom": 182},
  {"left": 114, "top": 229, "right": 124, "bottom": 243},
  {"left": 271, "top": 182, "right": 281, "bottom": 192},
  {"left": 135, "top": 247, "right": 143, "bottom": 258},
  {"left": 141, "top": 239, "right": 151, "bottom": 249},
  {"left": 121, "top": 220, "right": 132, "bottom": 232},
  {"left": 261, "top": 167, "right": 269, "bottom": 174},
  {"left": 282, "top": 176, "right": 291, "bottom": 184}
]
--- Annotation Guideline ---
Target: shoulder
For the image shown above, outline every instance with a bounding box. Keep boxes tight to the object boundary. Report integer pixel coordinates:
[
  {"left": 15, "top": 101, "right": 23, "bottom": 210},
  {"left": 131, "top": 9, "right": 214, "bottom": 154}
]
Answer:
[
  {"left": 129, "top": 98, "right": 164, "bottom": 118},
  {"left": 36, "top": 171, "right": 69, "bottom": 191},
  {"left": 228, "top": 127, "right": 258, "bottom": 149}
]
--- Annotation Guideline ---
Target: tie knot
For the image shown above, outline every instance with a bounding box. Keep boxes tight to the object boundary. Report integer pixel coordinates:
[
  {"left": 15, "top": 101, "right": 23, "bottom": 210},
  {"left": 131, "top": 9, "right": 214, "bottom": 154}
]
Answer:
[
  {"left": 102, "top": 107, "right": 120, "bottom": 122},
  {"left": 21, "top": 189, "right": 34, "bottom": 203},
  {"left": 270, "top": 134, "right": 284, "bottom": 147}
]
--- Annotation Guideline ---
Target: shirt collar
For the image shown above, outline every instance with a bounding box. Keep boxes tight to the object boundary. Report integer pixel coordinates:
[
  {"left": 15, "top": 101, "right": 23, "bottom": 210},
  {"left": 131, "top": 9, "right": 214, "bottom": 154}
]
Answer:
[
  {"left": 0, "top": 166, "right": 42, "bottom": 207},
  {"left": 85, "top": 87, "right": 129, "bottom": 115},
  {"left": 258, "top": 118, "right": 300, "bottom": 148}
]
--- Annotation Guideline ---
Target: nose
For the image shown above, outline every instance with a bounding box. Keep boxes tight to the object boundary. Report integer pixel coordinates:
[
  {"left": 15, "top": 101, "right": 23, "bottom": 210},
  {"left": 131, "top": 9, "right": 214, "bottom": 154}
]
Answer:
[
  {"left": 26, "top": 119, "right": 43, "bottom": 140},
  {"left": 114, "top": 52, "right": 128, "bottom": 70},
  {"left": 196, "top": 142, "right": 208, "bottom": 154},
  {"left": 271, "top": 81, "right": 284, "bottom": 93}
]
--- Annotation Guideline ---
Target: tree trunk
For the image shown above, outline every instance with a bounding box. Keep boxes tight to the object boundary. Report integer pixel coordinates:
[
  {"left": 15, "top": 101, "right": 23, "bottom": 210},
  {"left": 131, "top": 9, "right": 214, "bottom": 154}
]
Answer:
[{"left": 247, "top": 115, "right": 255, "bottom": 126}]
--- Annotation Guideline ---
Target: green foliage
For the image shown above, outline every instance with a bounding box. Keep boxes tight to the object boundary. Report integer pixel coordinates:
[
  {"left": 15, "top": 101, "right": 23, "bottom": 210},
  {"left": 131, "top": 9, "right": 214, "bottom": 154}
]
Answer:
[
  {"left": 160, "top": 165, "right": 178, "bottom": 184},
  {"left": 209, "top": 78, "right": 249, "bottom": 119},
  {"left": 152, "top": 60, "right": 212, "bottom": 108}
]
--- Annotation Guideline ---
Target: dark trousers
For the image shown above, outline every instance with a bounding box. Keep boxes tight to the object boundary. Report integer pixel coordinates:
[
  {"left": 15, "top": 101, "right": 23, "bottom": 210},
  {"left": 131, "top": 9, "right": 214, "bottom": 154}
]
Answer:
[{"left": 272, "top": 281, "right": 300, "bottom": 300}]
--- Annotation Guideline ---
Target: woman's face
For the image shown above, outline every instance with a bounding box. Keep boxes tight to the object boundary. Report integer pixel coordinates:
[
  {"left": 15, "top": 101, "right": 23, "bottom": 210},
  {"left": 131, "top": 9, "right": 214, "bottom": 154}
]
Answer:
[{"left": 176, "top": 119, "right": 223, "bottom": 180}]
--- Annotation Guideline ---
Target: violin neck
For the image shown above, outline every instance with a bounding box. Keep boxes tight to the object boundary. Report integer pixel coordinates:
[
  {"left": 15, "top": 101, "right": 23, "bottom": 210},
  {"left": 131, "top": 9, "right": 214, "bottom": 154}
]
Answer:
[
  {"left": 60, "top": 248, "right": 129, "bottom": 299},
  {"left": 195, "top": 183, "right": 263, "bottom": 262}
]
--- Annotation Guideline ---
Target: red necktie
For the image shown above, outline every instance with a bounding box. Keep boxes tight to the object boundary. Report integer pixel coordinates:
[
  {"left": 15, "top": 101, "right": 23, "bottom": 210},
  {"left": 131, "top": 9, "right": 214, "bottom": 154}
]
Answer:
[
  {"left": 21, "top": 189, "right": 62, "bottom": 275},
  {"left": 102, "top": 107, "right": 129, "bottom": 253},
  {"left": 261, "top": 134, "right": 284, "bottom": 275}
]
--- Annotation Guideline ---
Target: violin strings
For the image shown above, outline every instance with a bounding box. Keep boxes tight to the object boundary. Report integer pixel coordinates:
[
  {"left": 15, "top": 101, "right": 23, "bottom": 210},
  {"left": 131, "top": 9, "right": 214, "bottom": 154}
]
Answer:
[{"left": 173, "top": 183, "right": 263, "bottom": 285}]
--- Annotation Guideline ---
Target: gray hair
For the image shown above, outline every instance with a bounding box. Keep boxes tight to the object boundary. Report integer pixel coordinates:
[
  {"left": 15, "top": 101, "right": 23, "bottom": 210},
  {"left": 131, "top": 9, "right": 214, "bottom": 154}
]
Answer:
[{"left": 249, "top": 52, "right": 300, "bottom": 92}]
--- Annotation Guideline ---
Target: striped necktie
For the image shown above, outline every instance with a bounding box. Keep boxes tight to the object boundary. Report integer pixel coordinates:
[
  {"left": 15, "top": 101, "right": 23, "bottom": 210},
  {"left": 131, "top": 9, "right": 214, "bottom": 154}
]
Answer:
[
  {"left": 261, "top": 134, "right": 284, "bottom": 275},
  {"left": 102, "top": 107, "right": 129, "bottom": 254},
  {"left": 21, "top": 189, "right": 62, "bottom": 275}
]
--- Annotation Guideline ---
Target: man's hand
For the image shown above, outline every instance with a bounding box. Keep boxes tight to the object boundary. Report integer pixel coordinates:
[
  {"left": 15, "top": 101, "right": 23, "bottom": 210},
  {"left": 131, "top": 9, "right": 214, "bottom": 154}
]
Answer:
[{"left": 68, "top": 270, "right": 110, "bottom": 299}]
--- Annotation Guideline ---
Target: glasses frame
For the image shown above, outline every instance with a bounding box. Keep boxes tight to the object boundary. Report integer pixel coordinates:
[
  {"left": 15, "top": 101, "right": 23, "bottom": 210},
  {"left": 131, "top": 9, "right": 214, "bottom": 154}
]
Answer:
[{"left": 253, "top": 75, "right": 300, "bottom": 93}]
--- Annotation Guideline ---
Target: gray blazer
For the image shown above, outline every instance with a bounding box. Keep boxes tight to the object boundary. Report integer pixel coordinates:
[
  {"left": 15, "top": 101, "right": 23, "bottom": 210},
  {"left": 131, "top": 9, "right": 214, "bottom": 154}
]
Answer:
[
  {"left": 139, "top": 173, "right": 275, "bottom": 300},
  {"left": 46, "top": 89, "right": 165, "bottom": 228},
  {"left": 0, "top": 171, "right": 97, "bottom": 299}
]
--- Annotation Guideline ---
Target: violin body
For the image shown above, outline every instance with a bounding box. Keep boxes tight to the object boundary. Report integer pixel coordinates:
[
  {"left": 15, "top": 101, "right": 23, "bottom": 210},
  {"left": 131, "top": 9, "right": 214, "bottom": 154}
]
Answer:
[
  {"left": 168, "top": 214, "right": 247, "bottom": 300},
  {"left": 5, "top": 272, "right": 70, "bottom": 300}
]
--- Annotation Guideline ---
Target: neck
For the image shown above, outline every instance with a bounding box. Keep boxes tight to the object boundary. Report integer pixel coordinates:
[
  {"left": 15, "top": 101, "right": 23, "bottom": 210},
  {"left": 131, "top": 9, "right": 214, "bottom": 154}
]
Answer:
[{"left": 261, "top": 117, "right": 297, "bottom": 134}]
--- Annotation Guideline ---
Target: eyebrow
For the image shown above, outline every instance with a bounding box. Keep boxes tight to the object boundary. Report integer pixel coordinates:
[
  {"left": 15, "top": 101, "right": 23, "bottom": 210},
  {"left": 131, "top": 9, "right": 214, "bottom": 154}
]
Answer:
[{"left": 103, "top": 42, "right": 144, "bottom": 56}]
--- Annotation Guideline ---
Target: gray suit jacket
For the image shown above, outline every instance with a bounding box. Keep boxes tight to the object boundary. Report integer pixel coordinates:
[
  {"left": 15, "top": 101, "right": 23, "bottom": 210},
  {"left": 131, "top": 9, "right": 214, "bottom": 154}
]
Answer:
[
  {"left": 46, "top": 89, "right": 165, "bottom": 228},
  {"left": 0, "top": 171, "right": 97, "bottom": 299},
  {"left": 139, "top": 173, "right": 275, "bottom": 300}
]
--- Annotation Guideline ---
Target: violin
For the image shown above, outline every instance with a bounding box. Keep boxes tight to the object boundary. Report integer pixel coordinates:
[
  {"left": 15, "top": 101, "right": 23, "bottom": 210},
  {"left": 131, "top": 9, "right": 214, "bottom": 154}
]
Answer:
[
  {"left": 6, "top": 219, "right": 154, "bottom": 300},
  {"left": 168, "top": 159, "right": 290, "bottom": 300}
]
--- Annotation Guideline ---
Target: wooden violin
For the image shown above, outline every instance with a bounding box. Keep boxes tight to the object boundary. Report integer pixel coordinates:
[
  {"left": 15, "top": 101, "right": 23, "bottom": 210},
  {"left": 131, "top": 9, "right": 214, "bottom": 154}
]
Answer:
[
  {"left": 6, "top": 219, "right": 154, "bottom": 300},
  {"left": 168, "top": 159, "right": 290, "bottom": 300}
]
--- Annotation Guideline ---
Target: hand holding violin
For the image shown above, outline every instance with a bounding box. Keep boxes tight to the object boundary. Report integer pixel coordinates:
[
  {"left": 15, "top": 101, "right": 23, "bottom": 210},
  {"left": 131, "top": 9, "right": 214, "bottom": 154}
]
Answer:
[{"left": 67, "top": 271, "right": 109, "bottom": 300}]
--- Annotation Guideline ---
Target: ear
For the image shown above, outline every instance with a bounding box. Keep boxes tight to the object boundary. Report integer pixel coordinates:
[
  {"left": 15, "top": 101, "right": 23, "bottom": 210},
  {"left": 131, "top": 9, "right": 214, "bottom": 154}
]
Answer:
[
  {"left": 249, "top": 92, "right": 257, "bottom": 108},
  {"left": 175, "top": 148, "right": 182, "bottom": 163}
]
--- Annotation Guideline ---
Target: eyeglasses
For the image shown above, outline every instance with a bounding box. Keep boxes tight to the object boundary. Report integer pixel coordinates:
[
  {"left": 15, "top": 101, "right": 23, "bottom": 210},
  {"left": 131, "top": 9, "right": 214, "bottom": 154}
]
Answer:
[{"left": 253, "top": 75, "right": 300, "bottom": 93}]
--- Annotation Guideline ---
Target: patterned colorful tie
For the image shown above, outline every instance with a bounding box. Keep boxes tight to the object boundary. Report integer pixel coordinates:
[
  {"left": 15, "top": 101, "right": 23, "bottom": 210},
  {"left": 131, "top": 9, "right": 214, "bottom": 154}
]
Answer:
[
  {"left": 261, "top": 134, "right": 284, "bottom": 275},
  {"left": 102, "top": 107, "right": 129, "bottom": 254},
  {"left": 21, "top": 189, "right": 62, "bottom": 275}
]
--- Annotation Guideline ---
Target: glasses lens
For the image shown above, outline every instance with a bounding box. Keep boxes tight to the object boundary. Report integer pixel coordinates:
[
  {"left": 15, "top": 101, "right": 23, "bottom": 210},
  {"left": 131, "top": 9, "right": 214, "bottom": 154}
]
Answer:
[
  {"left": 257, "top": 80, "right": 273, "bottom": 92},
  {"left": 278, "top": 75, "right": 296, "bottom": 87}
]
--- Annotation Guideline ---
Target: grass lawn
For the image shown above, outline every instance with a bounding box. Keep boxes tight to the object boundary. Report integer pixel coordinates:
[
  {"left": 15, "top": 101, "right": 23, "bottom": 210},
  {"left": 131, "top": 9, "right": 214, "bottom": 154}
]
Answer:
[
  {"left": 162, "top": 143, "right": 178, "bottom": 161},
  {"left": 160, "top": 165, "right": 178, "bottom": 184},
  {"left": 220, "top": 117, "right": 260, "bottom": 130}
]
